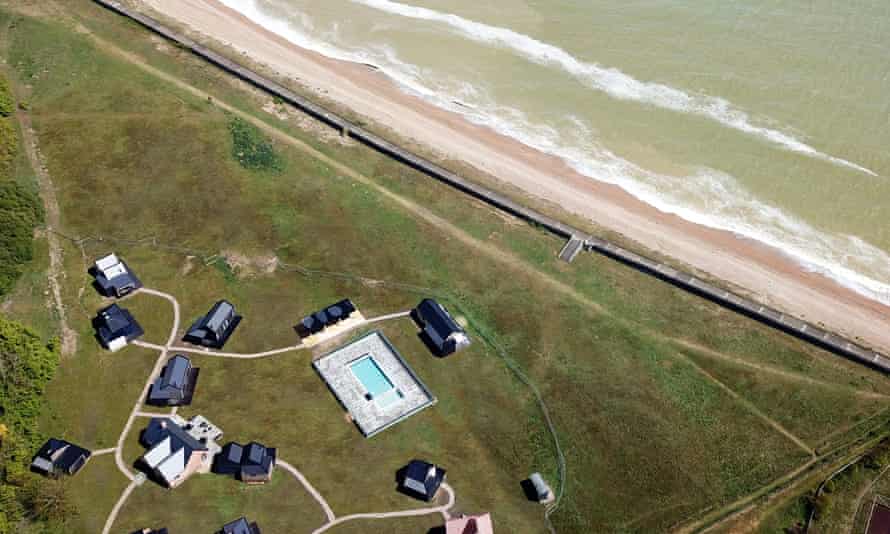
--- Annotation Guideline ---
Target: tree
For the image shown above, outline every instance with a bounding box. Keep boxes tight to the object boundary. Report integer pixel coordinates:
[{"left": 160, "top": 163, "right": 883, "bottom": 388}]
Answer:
[{"left": 0, "top": 317, "right": 62, "bottom": 534}]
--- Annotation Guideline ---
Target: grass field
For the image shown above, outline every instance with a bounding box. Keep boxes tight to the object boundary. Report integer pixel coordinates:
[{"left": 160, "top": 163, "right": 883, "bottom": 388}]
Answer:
[{"left": 2, "top": 2, "right": 890, "bottom": 532}]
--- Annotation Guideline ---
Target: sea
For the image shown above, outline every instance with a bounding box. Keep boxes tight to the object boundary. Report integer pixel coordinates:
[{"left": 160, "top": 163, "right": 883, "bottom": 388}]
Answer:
[{"left": 219, "top": 0, "right": 890, "bottom": 306}]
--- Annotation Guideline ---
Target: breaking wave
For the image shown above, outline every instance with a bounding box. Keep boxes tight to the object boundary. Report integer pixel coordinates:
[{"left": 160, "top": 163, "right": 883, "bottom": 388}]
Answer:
[
  {"left": 350, "top": 0, "right": 877, "bottom": 176},
  {"left": 218, "top": 0, "right": 890, "bottom": 306}
]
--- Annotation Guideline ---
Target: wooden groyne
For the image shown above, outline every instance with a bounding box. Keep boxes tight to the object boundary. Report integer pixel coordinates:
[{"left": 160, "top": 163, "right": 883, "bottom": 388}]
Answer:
[{"left": 92, "top": 0, "right": 890, "bottom": 373}]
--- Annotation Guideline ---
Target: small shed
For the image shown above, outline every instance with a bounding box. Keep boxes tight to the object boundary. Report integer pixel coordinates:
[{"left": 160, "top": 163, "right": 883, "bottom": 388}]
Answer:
[
  {"left": 400, "top": 459, "right": 446, "bottom": 502},
  {"left": 411, "top": 299, "right": 470, "bottom": 356},
  {"left": 529, "top": 472, "right": 554, "bottom": 503}
]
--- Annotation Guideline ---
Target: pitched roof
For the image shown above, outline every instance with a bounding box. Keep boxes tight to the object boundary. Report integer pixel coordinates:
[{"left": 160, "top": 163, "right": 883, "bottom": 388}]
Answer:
[
  {"left": 93, "top": 254, "right": 141, "bottom": 296},
  {"left": 95, "top": 304, "right": 143, "bottom": 347},
  {"left": 222, "top": 442, "right": 243, "bottom": 463},
  {"left": 244, "top": 442, "right": 265, "bottom": 465},
  {"left": 156, "top": 447, "right": 186, "bottom": 483},
  {"left": 142, "top": 436, "right": 173, "bottom": 468},
  {"left": 445, "top": 514, "right": 494, "bottom": 534},
  {"left": 203, "top": 300, "right": 234, "bottom": 333},
  {"left": 222, "top": 517, "right": 259, "bottom": 534},
  {"left": 142, "top": 418, "right": 206, "bottom": 452},
  {"left": 403, "top": 460, "right": 445, "bottom": 498},
  {"left": 161, "top": 355, "right": 191, "bottom": 389},
  {"left": 141, "top": 418, "right": 207, "bottom": 485},
  {"left": 100, "top": 304, "right": 132, "bottom": 333},
  {"left": 185, "top": 301, "right": 240, "bottom": 348},
  {"left": 96, "top": 254, "right": 128, "bottom": 280},
  {"left": 32, "top": 438, "right": 91, "bottom": 474},
  {"left": 296, "top": 299, "right": 356, "bottom": 337},
  {"left": 415, "top": 299, "right": 466, "bottom": 348},
  {"left": 214, "top": 441, "right": 275, "bottom": 479}
]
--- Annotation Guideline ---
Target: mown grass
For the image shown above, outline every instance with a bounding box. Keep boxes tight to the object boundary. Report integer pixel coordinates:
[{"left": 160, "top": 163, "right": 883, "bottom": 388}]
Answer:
[{"left": 1, "top": 3, "right": 888, "bottom": 533}]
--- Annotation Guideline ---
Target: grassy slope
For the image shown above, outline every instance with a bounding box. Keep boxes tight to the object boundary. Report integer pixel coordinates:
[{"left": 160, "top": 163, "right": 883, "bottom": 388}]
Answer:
[{"left": 0, "top": 3, "right": 887, "bottom": 532}]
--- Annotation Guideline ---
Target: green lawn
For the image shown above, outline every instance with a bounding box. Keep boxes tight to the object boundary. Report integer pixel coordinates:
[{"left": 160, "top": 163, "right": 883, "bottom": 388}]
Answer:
[{"left": 1, "top": 2, "right": 888, "bottom": 533}]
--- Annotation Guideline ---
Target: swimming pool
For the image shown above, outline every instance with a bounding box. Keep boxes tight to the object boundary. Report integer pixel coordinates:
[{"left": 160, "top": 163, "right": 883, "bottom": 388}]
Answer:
[{"left": 350, "top": 355, "right": 400, "bottom": 407}]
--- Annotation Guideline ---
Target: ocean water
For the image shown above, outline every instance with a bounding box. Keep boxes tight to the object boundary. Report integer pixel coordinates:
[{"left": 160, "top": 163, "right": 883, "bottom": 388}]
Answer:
[{"left": 220, "top": 0, "right": 890, "bottom": 305}]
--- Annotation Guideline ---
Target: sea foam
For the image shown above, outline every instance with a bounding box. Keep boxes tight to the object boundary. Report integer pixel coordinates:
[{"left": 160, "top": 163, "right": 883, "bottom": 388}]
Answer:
[
  {"left": 350, "top": 0, "right": 877, "bottom": 176},
  {"left": 218, "top": 0, "right": 890, "bottom": 307}
]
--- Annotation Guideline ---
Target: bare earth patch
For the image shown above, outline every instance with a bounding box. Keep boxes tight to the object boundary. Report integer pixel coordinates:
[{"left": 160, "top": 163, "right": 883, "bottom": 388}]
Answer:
[
  {"left": 260, "top": 99, "right": 353, "bottom": 145},
  {"left": 221, "top": 250, "right": 279, "bottom": 278}
]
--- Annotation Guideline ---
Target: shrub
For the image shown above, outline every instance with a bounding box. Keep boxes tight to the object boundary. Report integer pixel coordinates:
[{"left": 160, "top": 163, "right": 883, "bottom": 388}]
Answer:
[
  {"left": 0, "top": 182, "right": 42, "bottom": 296},
  {"left": 0, "top": 77, "right": 12, "bottom": 117},
  {"left": 228, "top": 116, "right": 282, "bottom": 172},
  {"left": 0, "top": 120, "right": 16, "bottom": 178},
  {"left": 0, "top": 317, "right": 62, "bottom": 534}
]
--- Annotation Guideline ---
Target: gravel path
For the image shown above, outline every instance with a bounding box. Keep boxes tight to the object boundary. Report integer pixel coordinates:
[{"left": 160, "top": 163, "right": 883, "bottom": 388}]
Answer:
[
  {"left": 15, "top": 110, "right": 78, "bottom": 357},
  {"left": 101, "top": 480, "right": 137, "bottom": 534},
  {"left": 100, "top": 287, "right": 430, "bottom": 533},
  {"left": 277, "top": 459, "right": 336, "bottom": 522},
  {"left": 107, "top": 288, "right": 180, "bottom": 515},
  {"left": 311, "top": 483, "right": 455, "bottom": 534}
]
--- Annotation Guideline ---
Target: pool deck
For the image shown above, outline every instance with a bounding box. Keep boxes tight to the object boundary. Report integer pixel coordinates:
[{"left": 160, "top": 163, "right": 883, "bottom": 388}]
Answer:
[{"left": 313, "top": 331, "right": 436, "bottom": 437}]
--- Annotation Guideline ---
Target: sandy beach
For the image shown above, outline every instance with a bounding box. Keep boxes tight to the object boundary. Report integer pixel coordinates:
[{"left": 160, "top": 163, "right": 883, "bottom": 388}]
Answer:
[{"left": 138, "top": 0, "right": 890, "bottom": 353}]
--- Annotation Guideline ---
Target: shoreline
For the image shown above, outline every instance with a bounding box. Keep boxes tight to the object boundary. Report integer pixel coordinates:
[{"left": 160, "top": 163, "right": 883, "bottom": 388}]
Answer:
[{"left": 137, "top": 0, "right": 890, "bottom": 353}]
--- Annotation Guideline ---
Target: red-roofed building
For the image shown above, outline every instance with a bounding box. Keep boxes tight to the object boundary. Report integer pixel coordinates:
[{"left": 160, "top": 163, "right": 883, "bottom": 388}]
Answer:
[{"left": 445, "top": 513, "right": 493, "bottom": 534}]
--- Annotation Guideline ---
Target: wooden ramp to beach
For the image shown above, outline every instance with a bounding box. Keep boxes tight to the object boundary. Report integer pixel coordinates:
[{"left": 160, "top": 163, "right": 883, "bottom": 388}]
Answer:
[
  {"left": 558, "top": 236, "right": 584, "bottom": 263},
  {"left": 91, "top": 0, "right": 890, "bottom": 375}
]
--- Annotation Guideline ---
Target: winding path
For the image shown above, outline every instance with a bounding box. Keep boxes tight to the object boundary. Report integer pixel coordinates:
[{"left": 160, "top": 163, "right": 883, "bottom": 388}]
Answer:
[
  {"left": 277, "top": 459, "right": 336, "bottom": 522},
  {"left": 101, "top": 480, "right": 137, "bottom": 534},
  {"left": 15, "top": 109, "right": 78, "bottom": 357},
  {"left": 100, "top": 287, "right": 441, "bottom": 533},
  {"left": 106, "top": 287, "right": 181, "bottom": 526},
  {"left": 311, "top": 483, "right": 456, "bottom": 534},
  {"left": 135, "top": 310, "right": 412, "bottom": 360}
]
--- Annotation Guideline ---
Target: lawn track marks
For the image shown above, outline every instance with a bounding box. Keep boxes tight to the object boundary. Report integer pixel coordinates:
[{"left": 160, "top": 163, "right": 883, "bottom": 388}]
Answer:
[
  {"left": 14, "top": 99, "right": 78, "bottom": 356},
  {"left": 20, "top": 11, "right": 884, "bottom": 532},
  {"left": 675, "top": 458, "right": 819, "bottom": 534},
  {"left": 670, "top": 338, "right": 890, "bottom": 401},
  {"left": 74, "top": 20, "right": 890, "bottom": 411},
  {"left": 680, "top": 423, "right": 890, "bottom": 534},
  {"left": 74, "top": 25, "right": 607, "bottom": 321},
  {"left": 673, "top": 350, "right": 817, "bottom": 458},
  {"left": 0, "top": 13, "right": 76, "bottom": 354}
]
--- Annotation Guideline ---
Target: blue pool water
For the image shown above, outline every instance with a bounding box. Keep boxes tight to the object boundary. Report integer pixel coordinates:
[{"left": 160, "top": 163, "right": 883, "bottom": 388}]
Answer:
[{"left": 350, "top": 356, "right": 395, "bottom": 398}]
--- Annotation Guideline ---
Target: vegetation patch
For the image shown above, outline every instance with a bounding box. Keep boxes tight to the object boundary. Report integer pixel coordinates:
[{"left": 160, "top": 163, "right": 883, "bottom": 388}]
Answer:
[
  {"left": 0, "top": 75, "right": 42, "bottom": 297},
  {"left": 0, "top": 182, "right": 42, "bottom": 296},
  {"left": 228, "top": 116, "right": 282, "bottom": 172},
  {"left": 806, "top": 436, "right": 890, "bottom": 531},
  {"left": 0, "top": 76, "right": 13, "bottom": 117},
  {"left": 0, "top": 316, "right": 63, "bottom": 534},
  {"left": 3, "top": 3, "right": 889, "bottom": 532}
]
